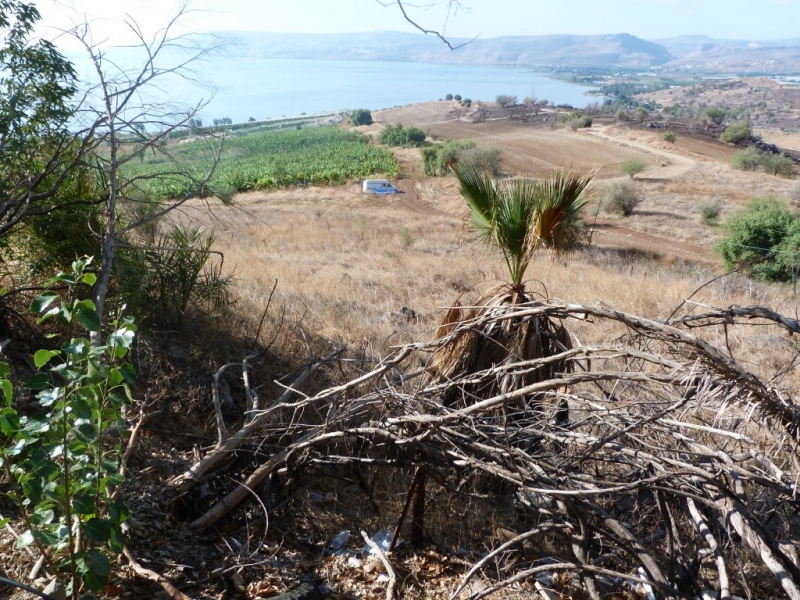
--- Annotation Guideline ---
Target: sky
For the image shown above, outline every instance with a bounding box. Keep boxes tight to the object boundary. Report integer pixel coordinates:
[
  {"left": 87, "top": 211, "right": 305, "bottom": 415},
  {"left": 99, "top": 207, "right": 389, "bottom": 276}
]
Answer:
[{"left": 33, "top": 0, "right": 800, "bottom": 48}]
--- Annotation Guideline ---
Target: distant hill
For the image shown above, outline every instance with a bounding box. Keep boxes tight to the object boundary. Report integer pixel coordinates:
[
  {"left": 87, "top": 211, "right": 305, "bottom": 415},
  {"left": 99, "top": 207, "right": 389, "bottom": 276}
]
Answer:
[
  {"left": 229, "top": 31, "right": 673, "bottom": 67},
  {"left": 656, "top": 35, "right": 800, "bottom": 73},
  {"left": 227, "top": 31, "right": 800, "bottom": 74}
]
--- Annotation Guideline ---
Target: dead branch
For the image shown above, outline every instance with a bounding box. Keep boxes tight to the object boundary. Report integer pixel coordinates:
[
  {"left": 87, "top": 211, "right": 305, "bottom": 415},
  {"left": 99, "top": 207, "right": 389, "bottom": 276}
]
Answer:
[
  {"left": 179, "top": 299, "right": 800, "bottom": 598},
  {"left": 361, "top": 530, "right": 397, "bottom": 600},
  {"left": 123, "top": 545, "right": 193, "bottom": 600}
]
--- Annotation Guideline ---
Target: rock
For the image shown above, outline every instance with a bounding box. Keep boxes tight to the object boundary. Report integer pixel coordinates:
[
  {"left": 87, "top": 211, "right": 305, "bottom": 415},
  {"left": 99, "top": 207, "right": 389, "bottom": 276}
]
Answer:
[{"left": 43, "top": 579, "right": 66, "bottom": 600}]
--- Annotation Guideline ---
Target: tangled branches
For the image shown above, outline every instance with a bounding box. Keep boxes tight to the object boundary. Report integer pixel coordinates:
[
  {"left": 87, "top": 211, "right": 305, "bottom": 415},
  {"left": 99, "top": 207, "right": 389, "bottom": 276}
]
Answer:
[{"left": 177, "top": 300, "right": 800, "bottom": 599}]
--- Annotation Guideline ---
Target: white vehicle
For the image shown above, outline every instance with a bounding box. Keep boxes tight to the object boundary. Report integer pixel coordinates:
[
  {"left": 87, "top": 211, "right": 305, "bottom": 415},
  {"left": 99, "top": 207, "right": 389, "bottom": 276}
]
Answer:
[{"left": 362, "top": 179, "right": 400, "bottom": 194}]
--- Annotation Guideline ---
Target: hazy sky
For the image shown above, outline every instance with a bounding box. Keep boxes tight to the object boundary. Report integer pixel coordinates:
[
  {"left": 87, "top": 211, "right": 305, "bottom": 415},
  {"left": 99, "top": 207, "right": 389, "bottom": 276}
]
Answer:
[{"left": 36, "top": 0, "right": 800, "bottom": 46}]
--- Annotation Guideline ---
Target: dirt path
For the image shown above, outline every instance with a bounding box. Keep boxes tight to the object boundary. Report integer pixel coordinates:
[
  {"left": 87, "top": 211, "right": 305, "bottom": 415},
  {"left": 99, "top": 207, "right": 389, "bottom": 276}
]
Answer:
[
  {"left": 589, "top": 219, "right": 717, "bottom": 263},
  {"left": 391, "top": 148, "right": 447, "bottom": 216},
  {"left": 586, "top": 124, "right": 696, "bottom": 181}
]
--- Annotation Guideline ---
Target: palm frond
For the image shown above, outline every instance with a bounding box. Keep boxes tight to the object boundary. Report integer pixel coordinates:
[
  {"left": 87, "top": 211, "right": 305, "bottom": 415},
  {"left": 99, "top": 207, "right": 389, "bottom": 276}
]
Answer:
[
  {"left": 452, "top": 162, "right": 498, "bottom": 248},
  {"left": 534, "top": 169, "right": 594, "bottom": 250}
]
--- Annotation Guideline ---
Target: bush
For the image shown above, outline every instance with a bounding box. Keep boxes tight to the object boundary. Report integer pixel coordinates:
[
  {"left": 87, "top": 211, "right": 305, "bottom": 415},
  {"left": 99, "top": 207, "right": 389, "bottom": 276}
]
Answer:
[
  {"left": 720, "top": 120, "right": 752, "bottom": 144},
  {"left": 763, "top": 154, "right": 797, "bottom": 179},
  {"left": 604, "top": 181, "right": 643, "bottom": 216},
  {"left": 422, "top": 139, "right": 477, "bottom": 176},
  {"left": 458, "top": 146, "right": 502, "bottom": 175},
  {"left": 461, "top": 98, "right": 472, "bottom": 107},
  {"left": 496, "top": 94, "right": 518, "bottom": 108},
  {"left": 620, "top": 158, "right": 645, "bottom": 179},
  {"left": 731, "top": 146, "right": 765, "bottom": 171},
  {"left": 699, "top": 200, "right": 721, "bottom": 225},
  {"left": 661, "top": 131, "right": 677, "bottom": 143},
  {"left": 119, "top": 224, "right": 231, "bottom": 330},
  {"left": 454, "top": 94, "right": 462, "bottom": 101},
  {"left": 717, "top": 197, "right": 800, "bottom": 282},
  {"left": 351, "top": 109, "right": 373, "bottom": 126},
  {"left": 379, "top": 123, "right": 426, "bottom": 147},
  {"left": 703, "top": 106, "right": 727, "bottom": 125},
  {"left": 445, "top": 93, "right": 454, "bottom": 101}
]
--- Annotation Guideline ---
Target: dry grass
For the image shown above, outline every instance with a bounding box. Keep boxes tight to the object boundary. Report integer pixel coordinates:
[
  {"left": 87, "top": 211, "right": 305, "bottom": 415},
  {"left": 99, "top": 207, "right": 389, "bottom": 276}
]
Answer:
[
  {"left": 178, "top": 176, "right": 798, "bottom": 394},
  {"left": 162, "top": 110, "right": 800, "bottom": 598}
]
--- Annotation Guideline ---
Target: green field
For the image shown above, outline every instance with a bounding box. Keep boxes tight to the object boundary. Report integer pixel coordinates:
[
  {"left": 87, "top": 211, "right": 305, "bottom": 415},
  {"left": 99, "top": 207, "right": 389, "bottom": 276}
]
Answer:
[{"left": 123, "top": 126, "right": 400, "bottom": 199}]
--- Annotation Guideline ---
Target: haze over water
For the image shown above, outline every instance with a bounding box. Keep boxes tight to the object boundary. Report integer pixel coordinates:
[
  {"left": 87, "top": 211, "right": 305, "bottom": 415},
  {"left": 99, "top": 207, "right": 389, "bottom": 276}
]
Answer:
[{"left": 199, "top": 58, "right": 602, "bottom": 122}]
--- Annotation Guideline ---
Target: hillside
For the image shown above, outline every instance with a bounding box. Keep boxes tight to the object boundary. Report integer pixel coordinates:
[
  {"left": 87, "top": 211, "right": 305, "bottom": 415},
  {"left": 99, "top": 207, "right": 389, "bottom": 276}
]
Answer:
[
  {"left": 231, "top": 30, "right": 673, "bottom": 67},
  {"left": 230, "top": 30, "right": 800, "bottom": 73}
]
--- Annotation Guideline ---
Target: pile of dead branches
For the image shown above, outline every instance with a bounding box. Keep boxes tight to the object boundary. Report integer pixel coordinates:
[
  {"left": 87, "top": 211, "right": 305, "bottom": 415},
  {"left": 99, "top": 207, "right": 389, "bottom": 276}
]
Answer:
[{"left": 170, "top": 300, "right": 800, "bottom": 600}]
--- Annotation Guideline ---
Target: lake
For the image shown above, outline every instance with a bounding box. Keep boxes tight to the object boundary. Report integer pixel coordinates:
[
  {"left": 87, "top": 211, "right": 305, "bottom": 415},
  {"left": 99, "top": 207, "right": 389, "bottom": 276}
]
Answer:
[{"left": 197, "top": 58, "right": 603, "bottom": 123}]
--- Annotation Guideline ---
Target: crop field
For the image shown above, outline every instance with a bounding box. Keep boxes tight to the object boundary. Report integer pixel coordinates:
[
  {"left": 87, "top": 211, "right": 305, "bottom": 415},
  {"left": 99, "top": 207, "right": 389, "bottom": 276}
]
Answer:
[{"left": 123, "top": 126, "right": 400, "bottom": 199}]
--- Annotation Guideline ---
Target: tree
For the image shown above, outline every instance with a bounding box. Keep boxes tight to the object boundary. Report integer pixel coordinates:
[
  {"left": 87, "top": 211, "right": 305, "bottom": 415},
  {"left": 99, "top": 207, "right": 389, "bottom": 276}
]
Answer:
[
  {"left": 717, "top": 197, "right": 800, "bottom": 282},
  {"left": 351, "top": 108, "right": 373, "bottom": 126},
  {"left": 661, "top": 131, "right": 677, "bottom": 143},
  {"left": 620, "top": 158, "right": 645, "bottom": 178},
  {"left": 496, "top": 94, "right": 518, "bottom": 108},
  {"left": 445, "top": 93, "right": 453, "bottom": 101},
  {"left": 703, "top": 106, "right": 727, "bottom": 125},
  {"left": 64, "top": 8, "right": 227, "bottom": 339},
  {"left": 429, "top": 162, "right": 592, "bottom": 395},
  {"left": 454, "top": 94, "right": 462, "bottom": 101},
  {"left": 721, "top": 120, "right": 752, "bottom": 144},
  {"left": 0, "top": 0, "right": 92, "bottom": 239}
]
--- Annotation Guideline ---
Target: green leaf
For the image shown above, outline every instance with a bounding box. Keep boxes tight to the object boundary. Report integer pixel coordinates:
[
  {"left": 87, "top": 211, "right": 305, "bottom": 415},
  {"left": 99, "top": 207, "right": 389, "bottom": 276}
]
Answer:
[
  {"left": 33, "top": 349, "right": 59, "bottom": 368},
  {"left": 37, "top": 387, "right": 62, "bottom": 407},
  {"left": 75, "top": 422, "right": 98, "bottom": 442},
  {"left": 83, "top": 549, "right": 111, "bottom": 590},
  {"left": 0, "top": 408, "right": 19, "bottom": 436},
  {"left": 30, "top": 508, "right": 55, "bottom": 526},
  {"left": 63, "top": 339, "right": 89, "bottom": 356},
  {"left": 84, "top": 518, "right": 112, "bottom": 543},
  {"left": 109, "top": 500, "right": 130, "bottom": 524},
  {"left": 0, "top": 518, "right": 9, "bottom": 528},
  {"left": 33, "top": 529, "right": 60, "bottom": 547},
  {"left": 30, "top": 291, "right": 58, "bottom": 314},
  {"left": 82, "top": 272, "right": 97, "bottom": 286},
  {"left": 76, "top": 306, "right": 101, "bottom": 332},
  {"left": 109, "top": 524, "right": 125, "bottom": 554},
  {"left": 15, "top": 529, "right": 34, "bottom": 549},
  {"left": 22, "top": 414, "right": 49, "bottom": 435},
  {"left": 24, "top": 373, "right": 50, "bottom": 390},
  {"left": 0, "top": 362, "right": 9, "bottom": 378},
  {"left": 1, "top": 380, "right": 11, "bottom": 406},
  {"left": 72, "top": 496, "right": 98, "bottom": 516}
]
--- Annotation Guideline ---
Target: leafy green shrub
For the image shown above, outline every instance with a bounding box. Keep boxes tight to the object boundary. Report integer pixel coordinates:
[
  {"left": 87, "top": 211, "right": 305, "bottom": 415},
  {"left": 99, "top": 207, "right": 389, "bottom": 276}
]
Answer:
[
  {"left": 717, "top": 197, "right": 800, "bottom": 281},
  {"left": 461, "top": 98, "right": 472, "bottom": 107},
  {"left": 422, "top": 139, "right": 476, "bottom": 176},
  {"left": 351, "top": 109, "right": 373, "bottom": 126},
  {"left": 699, "top": 200, "right": 721, "bottom": 225},
  {"left": 604, "top": 181, "right": 643, "bottom": 216},
  {"left": 763, "top": 154, "right": 796, "bottom": 178},
  {"left": 379, "top": 123, "right": 426, "bottom": 147},
  {"left": 0, "top": 259, "right": 135, "bottom": 596},
  {"left": 661, "top": 131, "right": 677, "bottom": 143},
  {"left": 445, "top": 93, "right": 454, "bottom": 101},
  {"left": 620, "top": 158, "right": 645, "bottom": 179},
  {"left": 702, "top": 106, "right": 727, "bottom": 125},
  {"left": 731, "top": 146, "right": 765, "bottom": 171},
  {"left": 496, "top": 94, "right": 518, "bottom": 108},
  {"left": 720, "top": 120, "right": 752, "bottom": 144},
  {"left": 454, "top": 94, "right": 462, "bottom": 101}
]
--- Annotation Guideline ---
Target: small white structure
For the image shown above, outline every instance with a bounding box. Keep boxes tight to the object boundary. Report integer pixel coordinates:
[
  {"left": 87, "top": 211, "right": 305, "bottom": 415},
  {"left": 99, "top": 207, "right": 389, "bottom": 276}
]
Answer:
[{"left": 362, "top": 179, "right": 399, "bottom": 194}]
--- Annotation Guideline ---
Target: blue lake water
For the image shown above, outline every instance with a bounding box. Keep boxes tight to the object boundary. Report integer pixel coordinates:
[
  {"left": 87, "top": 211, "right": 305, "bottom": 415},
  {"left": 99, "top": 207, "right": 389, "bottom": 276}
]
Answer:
[{"left": 134, "top": 57, "right": 603, "bottom": 124}]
